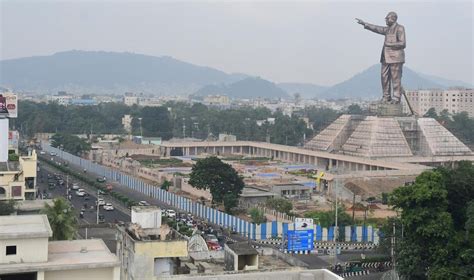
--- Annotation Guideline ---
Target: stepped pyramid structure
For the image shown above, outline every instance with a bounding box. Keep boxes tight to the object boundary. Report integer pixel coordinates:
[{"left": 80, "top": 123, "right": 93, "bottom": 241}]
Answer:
[{"left": 305, "top": 114, "right": 472, "bottom": 159}]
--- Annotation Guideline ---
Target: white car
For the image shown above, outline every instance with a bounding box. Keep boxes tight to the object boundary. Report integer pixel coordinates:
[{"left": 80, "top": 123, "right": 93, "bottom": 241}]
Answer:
[
  {"left": 40, "top": 151, "right": 46, "bottom": 155},
  {"left": 75, "top": 191, "right": 85, "bottom": 197},
  {"left": 97, "top": 198, "right": 105, "bottom": 206},
  {"left": 103, "top": 203, "right": 114, "bottom": 211},
  {"left": 72, "top": 183, "right": 80, "bottom": 190},
  {"left": 165, "top": 209, "right": 176, "bottom": 218},
  {"left": 138, "top": 201, "right": 150, "bottom": 206},
  {"left": 50, "top": 152, "right": 56, "bottom": 156}
]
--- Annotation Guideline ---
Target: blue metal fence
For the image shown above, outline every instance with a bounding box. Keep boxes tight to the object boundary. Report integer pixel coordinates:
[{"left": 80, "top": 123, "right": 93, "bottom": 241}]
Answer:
[{"left": 43, "top": 145, "right": 379, "bottom": 244}]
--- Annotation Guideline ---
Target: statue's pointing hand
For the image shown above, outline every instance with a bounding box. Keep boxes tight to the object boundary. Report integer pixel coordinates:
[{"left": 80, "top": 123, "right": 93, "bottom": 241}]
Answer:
[{"left": 355, "top": 18, "right": 365, "bottom": 26}]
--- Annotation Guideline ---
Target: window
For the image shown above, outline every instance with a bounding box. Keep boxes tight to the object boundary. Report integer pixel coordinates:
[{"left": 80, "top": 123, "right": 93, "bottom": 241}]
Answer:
[{"left": 6, "top": 245, "right": 16, "bottom": 255}]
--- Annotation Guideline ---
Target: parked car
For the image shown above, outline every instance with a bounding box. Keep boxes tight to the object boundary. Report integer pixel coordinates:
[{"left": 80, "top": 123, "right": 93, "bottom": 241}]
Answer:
[
  {"left": 72, "top": 183, "right": 80, "bottom": 190},
  {"left": 75, "top": 191, "right": 85, "bottom": 197},
  {"left": 206, "top": 241, "right": 222, "bottom": 251},
  {"left": 96, "top": 177, "right": 106, "bottom": 183},
  {"left": 204, "top": 234, "right": 219, "bottom": 243},
  {"left": 165, "top": 209, "right": 176, "bottom": 218},
  {"left": 138, "top": 201, "right": 150, "bottom": 206},
  {"left": 103, "top": 203, "right": 114, "bottom": 211}
]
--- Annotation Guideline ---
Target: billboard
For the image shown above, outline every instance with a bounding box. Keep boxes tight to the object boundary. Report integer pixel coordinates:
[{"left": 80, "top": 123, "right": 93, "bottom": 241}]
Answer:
[
  {"left": 5, "top": 93, "right": 17, "bottom": 118},
  {"left": 0, "top": 93, "right": 17, "bottom": 118},
  {"left": 287, "top": 229, "right": 314, "bottom": 251},
  {"left": 295, "top": 218, "right": 314, "bottom": 231}
]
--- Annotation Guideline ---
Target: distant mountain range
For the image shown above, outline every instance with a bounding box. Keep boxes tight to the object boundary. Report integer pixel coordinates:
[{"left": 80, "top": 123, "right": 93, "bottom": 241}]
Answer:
[
  {"left": 195, "top": 77, "right": 289, "bottom": 99},
  {"left": 0, "top": 50, "right": 471, "bottom": 99}
]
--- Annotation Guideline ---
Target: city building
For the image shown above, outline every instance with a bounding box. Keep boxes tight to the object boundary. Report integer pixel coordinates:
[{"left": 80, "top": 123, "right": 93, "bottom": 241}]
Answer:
[
  {"left": 404, "top": 88, "right": 474, "bottom": 117},
  {"left": 203, "top": 95, "right": 230, "bottom": 106},
  {"left": 48, "top": 92, "right": 72, "bottom": 106},
  {"left": 0, "top": 150, "right": 38, "bottom": 201},
  {"left": 0, "top": 215, "right": 120, "bottom": 280},
  {"left": 271, "top": 183, "right": 312, "bottom": 200},
  {"left": 123, "top": 92, "right": 139, "bottom": 106},
  {"left": 122, "top": 115, "right": 133, "bottom": 133},
  {"left": 116, "top": 206, "right": 188, "bottom": 280}
]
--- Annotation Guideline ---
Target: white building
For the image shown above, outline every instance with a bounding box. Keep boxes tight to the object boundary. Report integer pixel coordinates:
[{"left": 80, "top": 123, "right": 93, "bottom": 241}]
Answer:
[
  {"left": 122, "top": 115, "right": 133, "bottom": 133},
  {"left": 123, "top": 93, "right": 139, "bottom": 106},
  {"left": 0, "top": 215, "right": 120, "bottom": 280},
  {"left": 404, "top": 88, "right": 474, "bottom": 117},
  {"left": 203, "top": 95, "right": 230, "bottom": 106},
  {"left": 48, "top": 95, "right": 72, "bottom": 106}
]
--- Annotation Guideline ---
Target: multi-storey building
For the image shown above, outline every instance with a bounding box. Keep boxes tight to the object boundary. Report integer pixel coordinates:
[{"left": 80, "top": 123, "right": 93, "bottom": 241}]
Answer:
[
  {"left": 0, "top": 215, "right": 120, "bottom": 280},
  {"left": 404, "top": 88, "right": 474, "bottom": 117},
  {"left": 0, "top": 150, "right": 38, "bottom": 201}
]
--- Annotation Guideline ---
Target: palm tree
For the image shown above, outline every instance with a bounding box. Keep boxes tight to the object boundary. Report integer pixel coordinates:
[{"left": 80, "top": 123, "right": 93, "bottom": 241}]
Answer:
[{"left": 41, "top": 198, "right": 77, "bottom": 240}]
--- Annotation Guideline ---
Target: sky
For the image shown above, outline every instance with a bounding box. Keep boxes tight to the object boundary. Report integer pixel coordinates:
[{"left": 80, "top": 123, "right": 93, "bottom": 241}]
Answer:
[{"left": 1, "top": 0, "right": 473, "bottom": 86}]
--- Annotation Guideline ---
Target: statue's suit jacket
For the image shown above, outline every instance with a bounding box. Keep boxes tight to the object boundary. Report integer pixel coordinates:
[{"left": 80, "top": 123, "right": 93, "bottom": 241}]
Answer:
[{"left": 364, "top": 22, "right": 406, "bottom": 64}]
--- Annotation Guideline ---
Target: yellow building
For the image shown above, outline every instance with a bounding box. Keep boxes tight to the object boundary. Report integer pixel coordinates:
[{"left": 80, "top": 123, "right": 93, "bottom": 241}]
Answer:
[
  {"left": 116, "top": 206, "right": 188, "bottom": 280},
  {"left": 0, "top": 215, "right": 120, "bottom": 280},
  {"left": 0, "top": 150, "right": 38, "bottom": 201}
]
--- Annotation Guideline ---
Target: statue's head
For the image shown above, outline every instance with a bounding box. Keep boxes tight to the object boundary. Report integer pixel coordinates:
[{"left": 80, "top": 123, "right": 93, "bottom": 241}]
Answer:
[{"left": 385, "top": 12, "right": 398, "bottom": 26}]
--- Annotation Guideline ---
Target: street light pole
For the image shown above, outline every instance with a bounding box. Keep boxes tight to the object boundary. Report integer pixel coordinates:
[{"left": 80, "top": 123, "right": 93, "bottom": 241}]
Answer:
[{"left": 96, "top": 189, "right": 100, "bottom": 224}]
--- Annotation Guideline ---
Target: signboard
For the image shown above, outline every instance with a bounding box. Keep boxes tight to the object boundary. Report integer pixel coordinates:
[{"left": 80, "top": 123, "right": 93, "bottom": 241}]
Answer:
[
  {"left": 287, "top": 229, "right": 314, "bottom": 251},
  {"left": 295, "top": 218, "right": 314, "bottom": 231},
  {"left": 0, "top": 93, "right": 17, "bottom": 118}
]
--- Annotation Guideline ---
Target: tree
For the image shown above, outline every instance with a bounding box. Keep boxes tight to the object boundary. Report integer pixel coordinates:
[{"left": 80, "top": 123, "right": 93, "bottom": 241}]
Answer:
[
  {"left": 51, "top": 133, "right": 91, "bottom": 155},
  {"left": 189, "top": 156, "right": 244, "bottom": 213},
  {"left": 347, "top": 104, "right": 363, "bottom": 115},
  {"left": 389, "top": 167, "right": 474, "bottom": 279},
  {"left": 304, "top": 205, "right": 352, "bottom": 228},
  {"left": 249, "top": 207, "right": 266, "bottom": 224},
  {"left": 41, "top": 198, "right": 77, "bottom": 240},
  {"left": 0, "top": 200, "right": 17, "bottom": 215},
  {"left": 424, "top": 107, "right": 438, "bottom": 118},
  {"left": 161, "top": 180, "right": 171, "bottom": 191},
  {"left": 265, "top": 197, "right": 293, "bottom": 215}
]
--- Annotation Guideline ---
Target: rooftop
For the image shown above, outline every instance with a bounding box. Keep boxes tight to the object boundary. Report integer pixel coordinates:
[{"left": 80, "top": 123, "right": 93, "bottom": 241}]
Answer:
[
  {"left": 240, "top": 187, "right": 276, "bottom": 198},
  {"left": 0, "top": 239, "right": 120, "bottom": 274},
  {"left": 226, "top": 242, "right": 258, "bottom": 255},
  {"left": 0, "top": 214, "right": 52, "bottom": 240}
]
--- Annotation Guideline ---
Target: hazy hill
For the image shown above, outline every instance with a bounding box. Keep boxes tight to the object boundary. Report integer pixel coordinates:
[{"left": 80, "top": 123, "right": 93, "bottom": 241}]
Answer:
[
  {"left": 319, "top": 64, "right": 446, "bottom": 99},
  {"left": 277, "top": 83, "right": 329, "bottom": 99},
  {"left": 195, "top": 77, "right": 289, "bottom": 99},
  {"left": 0, "top": 50, "right": 245, "bottom": 94}
]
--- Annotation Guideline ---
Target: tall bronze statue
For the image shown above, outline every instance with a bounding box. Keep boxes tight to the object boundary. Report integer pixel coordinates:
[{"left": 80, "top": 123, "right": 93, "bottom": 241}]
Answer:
[{"left": 356, "top": 12, "right": 406, "bottom": 104}]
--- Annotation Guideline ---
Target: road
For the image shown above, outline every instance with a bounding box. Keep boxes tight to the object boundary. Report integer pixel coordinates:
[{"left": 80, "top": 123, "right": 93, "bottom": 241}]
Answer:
[
  {"left": 37, "top": 163, "right": 130, "bottom": 226},
  {"left": 39, "top": 155, "right": 388, "bottom": 278}
]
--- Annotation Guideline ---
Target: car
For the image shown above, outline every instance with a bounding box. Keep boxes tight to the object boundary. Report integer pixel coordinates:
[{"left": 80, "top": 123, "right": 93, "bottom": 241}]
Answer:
[
  {"left": 39, "top": 151, "right": 46, "bottom": 155},
  {"left": 97, "top": 198, "right": 105, "bottom": 206},
  {"left": 49, "top": 152, "right": 56, "bottom": 156},
  {"left": 165, "top": 209, "right": 176, "bottom": 218},
  {"left": 204, "top": 234, "right": 219, "bottom": 243},
  {"left": 103, "top": 203, "right": 114, "bottom": 211},
  {"left": 206, "top": 241, "right": 222, "bottom": 251},
  {"left": 72, "top": 183, "right": 80, "bottom": 190},
  {"left": 98, "top": 190, "right": 108, "bottom": 195},
  {"left": 138, "top": 201, "right": 150, "bottom": 206},
  {"left": 75, "top": 191, "right": 85, "bottom": 197},
  {"left": 96, "top": 177, "right": 106, "bottom": 183}
]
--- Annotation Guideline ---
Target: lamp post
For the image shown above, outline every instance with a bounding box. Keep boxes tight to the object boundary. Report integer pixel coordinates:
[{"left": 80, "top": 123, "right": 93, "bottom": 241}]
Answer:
[{"left": 138, "top": 118, "right": 143, "bottom": 138}]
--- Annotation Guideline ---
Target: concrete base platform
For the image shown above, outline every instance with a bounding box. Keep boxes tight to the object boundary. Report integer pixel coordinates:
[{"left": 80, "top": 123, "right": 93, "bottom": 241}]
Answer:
[{"left": 369, "top": 102, "right": 404, "bottom": 116}]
